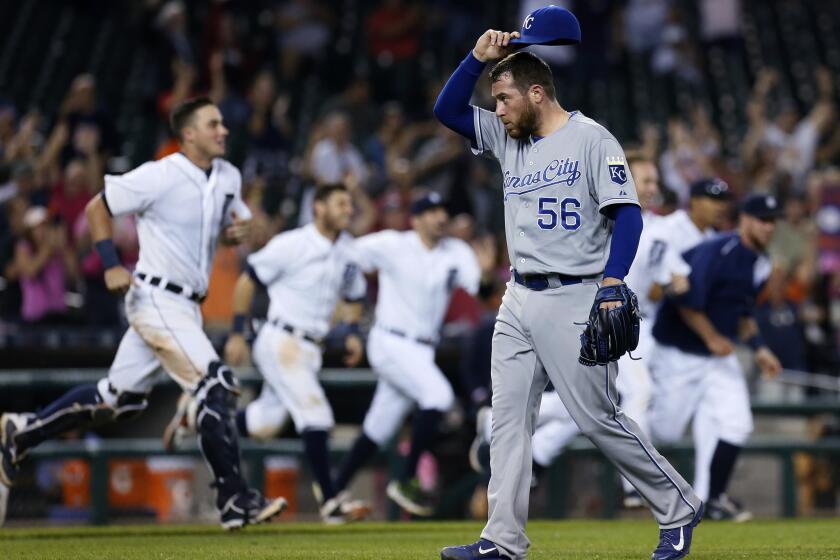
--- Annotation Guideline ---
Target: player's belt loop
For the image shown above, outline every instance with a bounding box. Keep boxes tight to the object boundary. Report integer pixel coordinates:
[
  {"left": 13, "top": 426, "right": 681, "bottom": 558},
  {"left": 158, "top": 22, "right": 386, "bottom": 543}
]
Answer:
[
  {"left": 513, "top": 269, "right": 598, "bottom": 291},
  {"left": 135, "top": 272, "right": 207, "bottom": 304}
]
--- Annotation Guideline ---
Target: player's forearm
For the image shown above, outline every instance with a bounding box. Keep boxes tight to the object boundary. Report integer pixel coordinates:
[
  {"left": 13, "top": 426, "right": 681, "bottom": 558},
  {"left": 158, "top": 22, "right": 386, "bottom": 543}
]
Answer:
[
  {"left": 678, "top": 307, "right": 722, "bottom": 343},
  {"left": 603, "top": 204, "right": 642, "bottom": 281},
  {"left": 230, "top": 273, "right": 256, "bottom": 335},
  {"left": 433, "top": 51, "right": 483, "bottom": 141},
  {"left": 86, "top": 194, "right": 123, "bottom": 271},
  {"left": 86, "top": 194, "right": 114, "bottom": 243},
  {"left": 231, "top": 273, "right": 256, "bottom": 317}
]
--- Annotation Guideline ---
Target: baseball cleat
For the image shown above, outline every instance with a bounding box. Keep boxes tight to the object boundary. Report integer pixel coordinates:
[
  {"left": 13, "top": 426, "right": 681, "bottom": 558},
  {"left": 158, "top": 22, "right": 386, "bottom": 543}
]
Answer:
[
  {"left": 386, "top": 479, "right": 434, "bottom": 517},
  {"left": 623, "top": 489, "right": 645, "bottom": 509},
  {"left": 440, "top": 538, "right": 511, "bottom": 559},
  {"left": 650, "top": 502, "right": 704, "bottom": 560},
  {"left": 220, "top": 489, "right": 287, "bottom": 530},
  {"left": 162, "top": 393, "right": 197, "bottom": 452},
  {"left": 705, "top": 494, "right": 753, "bottom": 522},
  {"left": 320, "top": 491, "right": 372, "bottom": 524},
  {"left": 0, "top": 413, "right": 28, "bottom": 487}
]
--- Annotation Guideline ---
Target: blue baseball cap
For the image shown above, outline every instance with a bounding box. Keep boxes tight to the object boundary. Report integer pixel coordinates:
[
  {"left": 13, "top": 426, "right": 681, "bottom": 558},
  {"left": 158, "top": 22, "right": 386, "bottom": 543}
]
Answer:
[
  {"left": 689, "top": 177, "right": 732, "bottom": 200},
  {"left": 740, "top": 193, "right": 783, "bottom": 219},
  {"left": 410, "top": 192, "right": 446, "bottom": 216},
  {"left": 510, "top": 5, "right": 581, "bottom": 47}
]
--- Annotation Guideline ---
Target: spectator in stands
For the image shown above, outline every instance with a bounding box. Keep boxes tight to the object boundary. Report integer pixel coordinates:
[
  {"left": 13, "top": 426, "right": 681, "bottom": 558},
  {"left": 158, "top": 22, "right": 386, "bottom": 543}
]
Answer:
[
  {"left": 320, "top": 77, "right": 380, "bottom": 147},
  {"left": 0, "top": 162, "right": 49, "bottom": 208},
  {"left": 0, "top": 196, "right": 27, "bottom": 322},
  {"left": 275, "top": 0, "right": 332, "bottom": 82},
  {"left": 48, "top": 158, "right": 98, "bottom": 244},
  {"left": 742, "top": 69, "right": 836, "bottom": 193},
  {"left": 366, "top": 0, "right": 423, "bottom": 110},
  {"left": 309, "top": 112, "right": 369, "bottom": 187},
  {"left": 411, "top": 124, "right": 472, "bottom": 216},
  {"left": 14, "top": 206, "right": 78, "bottom": 323},
  {"left": 156, "top": 0, "right": 195, "bottom": 65},
  {"left": 659, "top": 117, "right": 715, "bottom": 206},
  {"left": 57, "top": 74, "right": 120, "bottom": 163}
]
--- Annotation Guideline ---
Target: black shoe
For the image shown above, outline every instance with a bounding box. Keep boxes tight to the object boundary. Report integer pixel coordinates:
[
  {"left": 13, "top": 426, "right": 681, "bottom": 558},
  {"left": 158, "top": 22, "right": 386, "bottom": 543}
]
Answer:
[
  {"left": 219, "top": 488, "right": 287, "bottom": 530},
  {"left": 386, "top": 479, "right": 434, "bottom": 517},
  {"left": 705, "top": 494, "right": 753, "bottom": 522}
]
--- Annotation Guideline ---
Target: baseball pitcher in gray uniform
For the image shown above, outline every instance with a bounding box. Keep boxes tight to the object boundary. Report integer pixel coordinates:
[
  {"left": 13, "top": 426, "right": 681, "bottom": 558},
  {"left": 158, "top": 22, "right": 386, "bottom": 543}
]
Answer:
[{"left": 434, "top": 25, "right": 703, "bottom": 560}]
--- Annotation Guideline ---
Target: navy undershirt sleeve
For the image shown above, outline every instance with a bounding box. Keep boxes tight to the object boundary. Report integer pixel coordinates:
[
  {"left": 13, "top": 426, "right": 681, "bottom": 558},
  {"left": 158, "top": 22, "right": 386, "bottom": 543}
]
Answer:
[
  {"left": 245, "top": 263, "right": 266, "bottom": 289},
  {"left": 603, "top": 204, "right": 643, "bottom": 280},
  {"left": 433, "top": 51, "right": 486, "bottom": 142}
]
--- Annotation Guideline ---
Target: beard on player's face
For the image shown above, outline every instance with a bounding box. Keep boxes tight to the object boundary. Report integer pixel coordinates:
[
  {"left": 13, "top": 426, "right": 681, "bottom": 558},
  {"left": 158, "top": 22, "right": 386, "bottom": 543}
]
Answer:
[
  {"left": 414, "top": 208, "right": 448, "bottom": 241},
  {"left": 507, "top": 98, "right": 538, "bottom": 139},
  {"left": 317, "top": 194, "right": 353, "bottom": 234},
  {"left": 744, "top": 217, "right": 776, "bottom": 250}
]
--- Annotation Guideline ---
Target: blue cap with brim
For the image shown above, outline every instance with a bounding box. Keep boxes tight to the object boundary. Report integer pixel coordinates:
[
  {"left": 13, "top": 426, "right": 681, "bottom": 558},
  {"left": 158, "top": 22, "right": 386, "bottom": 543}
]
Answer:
[
  {"left": 410, "top": 192, "right": 446, "bottom": 216},
  {"left": 509, "top": 5, "right": 581, "bottom": 47},
  {"left": 740, "top": 193, "right": 783, "bottom": 219}
]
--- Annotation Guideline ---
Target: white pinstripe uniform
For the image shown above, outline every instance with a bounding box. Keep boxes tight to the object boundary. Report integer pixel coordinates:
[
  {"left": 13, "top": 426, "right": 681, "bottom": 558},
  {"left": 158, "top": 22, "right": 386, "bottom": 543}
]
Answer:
[
  {"left": 100, "top": 152, "right": 251, "bottom": 404},
  {"left": 243, "top": 224, "right": 366, "bottom": 438},
  {"left": 353, "top": 230, "right": 480, "bottom": 446}
]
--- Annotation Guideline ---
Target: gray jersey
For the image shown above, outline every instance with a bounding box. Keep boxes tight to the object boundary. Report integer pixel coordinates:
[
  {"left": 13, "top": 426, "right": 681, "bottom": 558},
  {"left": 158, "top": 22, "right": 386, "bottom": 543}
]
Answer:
[{"left": 472, "top": 108, "right": 639, "bottom": 275}]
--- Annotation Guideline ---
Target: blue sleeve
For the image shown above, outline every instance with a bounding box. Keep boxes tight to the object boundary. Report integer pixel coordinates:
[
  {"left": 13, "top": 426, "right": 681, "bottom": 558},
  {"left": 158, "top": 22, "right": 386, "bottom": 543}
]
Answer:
[
  {"left": 433, "top": 51, "right": 486, "bottom": 142},
  {"left": 603, "top": 204, "right": 642, "bottom": 280},
  {"left": 679, "top": 244, "right": 722, "bottom": 310}
]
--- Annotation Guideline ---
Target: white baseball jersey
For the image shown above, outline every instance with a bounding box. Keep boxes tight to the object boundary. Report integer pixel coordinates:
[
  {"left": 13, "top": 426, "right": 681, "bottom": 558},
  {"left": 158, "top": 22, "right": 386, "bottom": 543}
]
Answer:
[
  {"left": 247, "top": 224, "right": 366, "bottom": 338},
  {"left": 353, "top": 230, "right": 480, "bottom": 341},
  {"left": 624, "top": 211, "right": 695, "bottom": 320},
  {"left": 103, "top": 153, "right": 251, "bottom": 396},
  {"left": 653, "top": 209, "right": 714, "bottom": 268},
  {"left": 104, "top": 152, "right": 251, "bottom": 295}
]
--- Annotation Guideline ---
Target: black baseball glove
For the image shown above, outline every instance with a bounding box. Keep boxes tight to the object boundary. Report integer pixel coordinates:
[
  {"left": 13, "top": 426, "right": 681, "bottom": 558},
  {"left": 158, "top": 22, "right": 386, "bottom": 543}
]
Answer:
[{"left": 579, "top": 283, "right": 640, "bottom": 366}]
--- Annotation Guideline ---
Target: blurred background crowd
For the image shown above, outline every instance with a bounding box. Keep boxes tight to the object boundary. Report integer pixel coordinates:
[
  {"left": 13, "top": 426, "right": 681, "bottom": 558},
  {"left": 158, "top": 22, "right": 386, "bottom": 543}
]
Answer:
[
  {"left": 3, "top": 0, "right": 840, "bottom": 377},
  {"left": 1, "top": 0, "right": 839, "bottom": 521}
]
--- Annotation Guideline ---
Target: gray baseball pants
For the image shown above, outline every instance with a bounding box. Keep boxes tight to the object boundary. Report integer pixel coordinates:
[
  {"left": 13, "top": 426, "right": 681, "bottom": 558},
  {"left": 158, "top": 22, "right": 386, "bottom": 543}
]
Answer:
[{"left": 481, "top": 280, "right": 701, "bottom": 559}]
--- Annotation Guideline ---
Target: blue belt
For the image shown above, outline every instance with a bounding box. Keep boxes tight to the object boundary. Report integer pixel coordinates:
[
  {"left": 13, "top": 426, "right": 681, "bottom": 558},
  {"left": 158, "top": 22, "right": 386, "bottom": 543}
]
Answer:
[{"left": 513, "top": 269, "right": 597, "bottom": 291}]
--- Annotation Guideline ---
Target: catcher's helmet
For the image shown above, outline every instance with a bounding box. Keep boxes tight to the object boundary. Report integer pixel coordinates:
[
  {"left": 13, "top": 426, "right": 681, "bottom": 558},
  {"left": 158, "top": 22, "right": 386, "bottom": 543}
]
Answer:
[{"left": 510, "top": 5, "right": 581, "bottom": 46}]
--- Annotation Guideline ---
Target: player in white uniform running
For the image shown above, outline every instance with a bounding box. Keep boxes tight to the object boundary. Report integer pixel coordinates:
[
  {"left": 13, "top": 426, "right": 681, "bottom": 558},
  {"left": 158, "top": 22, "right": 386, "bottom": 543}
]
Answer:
[
  {"left": 223, "top": 182, "right": 369, "bottom": 523},
  {"left": 331, "top": 192, "right": 481, "bottom": 517},
  {"left": 0, "top": 97, "right": 286, "bottom": 530}
]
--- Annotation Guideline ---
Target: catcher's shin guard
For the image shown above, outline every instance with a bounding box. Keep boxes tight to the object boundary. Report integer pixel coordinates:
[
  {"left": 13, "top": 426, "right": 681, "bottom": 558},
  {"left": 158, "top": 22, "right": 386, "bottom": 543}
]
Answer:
[{"left": 195, "top": 361, "right": 247, "bottom": 501}]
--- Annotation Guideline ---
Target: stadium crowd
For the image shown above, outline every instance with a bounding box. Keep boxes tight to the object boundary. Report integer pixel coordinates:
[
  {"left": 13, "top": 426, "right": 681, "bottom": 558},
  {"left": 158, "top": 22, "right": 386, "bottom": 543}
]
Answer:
[{"left": 1, "top": 0, "right": 838, "bottom": 382}]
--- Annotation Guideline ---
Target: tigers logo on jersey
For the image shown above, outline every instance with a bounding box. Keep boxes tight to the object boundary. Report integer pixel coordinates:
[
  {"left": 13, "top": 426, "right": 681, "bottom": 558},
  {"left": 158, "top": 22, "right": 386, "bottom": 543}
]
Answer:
[
  {"left": 446, "top": 268, "right": 458, "bottom": 292},
  {"left": 607, "top": 157, "right": 627, "bottom": 185}
]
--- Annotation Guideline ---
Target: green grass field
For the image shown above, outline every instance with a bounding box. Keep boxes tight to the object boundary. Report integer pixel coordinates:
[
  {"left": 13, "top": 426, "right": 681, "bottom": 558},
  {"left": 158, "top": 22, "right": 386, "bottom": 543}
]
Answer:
[{"left": 1, "top": 519, "right": 838, "bottom": 559}]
